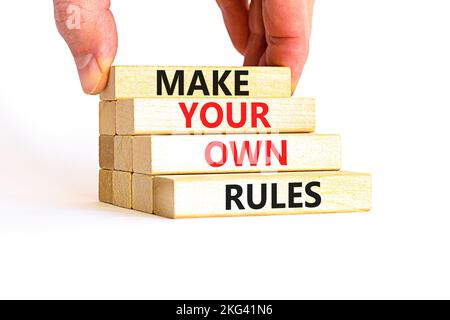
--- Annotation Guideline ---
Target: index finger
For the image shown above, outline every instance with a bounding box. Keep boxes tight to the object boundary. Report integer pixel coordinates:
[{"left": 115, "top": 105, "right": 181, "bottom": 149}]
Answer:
[
  {"left": 216, "top": 0, "right": 250, "bottom": 55},
  {"left": 262, "top": 0, "right": 314, "bottom": 92},
  {"left": 54, "top": 0, "right": 118, "bottom": 94}
]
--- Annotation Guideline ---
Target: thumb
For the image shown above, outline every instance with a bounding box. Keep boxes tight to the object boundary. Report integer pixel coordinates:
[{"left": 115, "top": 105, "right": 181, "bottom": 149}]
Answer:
[{"left": 54, "top": 0, "right": 118, "bottom": 94}]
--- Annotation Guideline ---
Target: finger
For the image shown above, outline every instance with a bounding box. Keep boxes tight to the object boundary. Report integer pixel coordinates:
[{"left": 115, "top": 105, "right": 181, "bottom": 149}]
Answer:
[
  {"left": 262, "top": 0, "right": 314, "bottom": 92},
  {"left": 216, "top": 0, "right": 250, "bottom": 55},
  {"left": 54, "top": 0, "right": 118, "bottom": 94},
  {"left": 244, "top": 0, "right": 267, "bottom": 66},
  {"left": 258, "top": 51, "right": 267, "bottom": 66}
]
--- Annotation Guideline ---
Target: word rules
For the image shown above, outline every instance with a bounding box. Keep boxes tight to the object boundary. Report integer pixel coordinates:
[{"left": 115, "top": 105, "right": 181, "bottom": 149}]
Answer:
[{"left": 151, "top": 172, "right": 372, "bottom": 218}]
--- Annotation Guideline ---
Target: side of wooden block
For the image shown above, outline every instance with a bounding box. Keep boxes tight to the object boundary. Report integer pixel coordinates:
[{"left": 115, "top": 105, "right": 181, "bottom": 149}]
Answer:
[
  {"left": 99, "top": 136, "right": 133, "bottom": 172},
  {"left": 99, "top": 136, "right": 114, "bottom": 170},
  {"left": 132, "top": 173, "right": 153, "bottom": 214},
  {"left": 99, "top": 170, "right": 132, "bottom": 209},
  {"left": 113, "top": 170, "right": 132, "bottom": 209},
  {"left": 99, "top": 169, "right": 113, "bottom": 204},
  {"left": 99, "top": 101, "right": 116, "bottom": 135},
  {"left": 116, "top": 97, "right": 315, "bottom": 135},
  {"left": 133, "top": 134, "right": 341, "bottom": 175},
  {"left": 133, "top": 136, "right": 152, "bottom": 174},
  {"left": 114, "top": 136, "right": 133, "bottom": 172},
  {"left": 100, "top": 66, "right": 291, "bottom": 100},
  {"left": 152, "top": 171, "right": 372, "bottom": 219}
]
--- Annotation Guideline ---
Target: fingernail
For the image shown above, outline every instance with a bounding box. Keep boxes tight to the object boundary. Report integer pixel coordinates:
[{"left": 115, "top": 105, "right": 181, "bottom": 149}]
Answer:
[{"left": 75, "top": 54, "right": 107, "bottom": 94}]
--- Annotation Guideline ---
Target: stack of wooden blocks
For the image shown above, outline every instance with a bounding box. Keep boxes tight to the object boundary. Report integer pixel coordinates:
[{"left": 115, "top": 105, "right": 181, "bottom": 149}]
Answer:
[{"left": 99, "top": 66, "right": 371, "bottom": 218}]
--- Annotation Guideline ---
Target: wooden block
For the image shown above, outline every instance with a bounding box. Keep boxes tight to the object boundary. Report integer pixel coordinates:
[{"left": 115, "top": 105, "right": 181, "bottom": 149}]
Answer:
[
  {"left": 152, "top": 171, "right": 372, "bottom": 219},
  {"left": 132, "top": 134, "right": 341, "bottom": 175},
  {"left": 99, "top": 169, "right": 113, "bottom": 204},
  {"left": 114, "top": 97, "right": 315, "bottom": 135},
  {"left": 99, "top": 101, "right": 116, "bottom": 135},
  {"left": 98, "top": 170, "right": 132, "bottom": 209},
  {"left": 114, "top": 136, "right": 133, "bottom": 172},
  {"left": 99, "top": 136, "right": 133, "bottom": 172},
  {"left": 113, "top": 170, "right": 132, "bottom": 209},
  {"left": 100, "top": 66, "right": 291, "bottom": 100},
  {"left": 99, "top": 136, "right": 114, "bottom": 170},
  {"left": 132, "top": 173, "right": 153, "bottom": 214}
]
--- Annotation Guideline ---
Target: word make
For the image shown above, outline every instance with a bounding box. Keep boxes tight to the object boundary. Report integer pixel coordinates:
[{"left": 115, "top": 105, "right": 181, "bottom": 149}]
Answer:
[
  {"left": 101, "top": 66, "right": 292, "bottom": 99},
  {"left": 157, "top": 70, "right": 249, "bottom": 96}
]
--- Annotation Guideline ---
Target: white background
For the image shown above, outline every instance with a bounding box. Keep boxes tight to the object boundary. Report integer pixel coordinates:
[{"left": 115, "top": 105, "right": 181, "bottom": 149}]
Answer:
[{"left": 0, "top": 0, "right": 449, "bottom": 299}]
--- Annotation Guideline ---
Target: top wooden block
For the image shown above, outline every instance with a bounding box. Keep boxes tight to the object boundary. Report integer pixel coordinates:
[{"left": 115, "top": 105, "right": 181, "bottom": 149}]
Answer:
[{"left": 100, "top": 66, "right": 292, "bottom": 100}]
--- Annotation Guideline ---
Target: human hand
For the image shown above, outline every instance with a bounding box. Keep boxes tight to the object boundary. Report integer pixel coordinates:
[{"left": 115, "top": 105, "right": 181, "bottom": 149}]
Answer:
[
  {"left": 53, "top": 0, "right": 313, "bottom": 95},
  {"left": 217, "top": 0, "right": 314, "bottom": 92},
  {"left": 54, "top": 0, "right": 117, "bottom": 94}
]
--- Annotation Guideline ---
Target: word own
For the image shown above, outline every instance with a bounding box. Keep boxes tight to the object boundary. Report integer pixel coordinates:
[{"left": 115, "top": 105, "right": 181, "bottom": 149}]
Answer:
[{"left": 205, "top": 140, "right": 287, "bottom": 167}]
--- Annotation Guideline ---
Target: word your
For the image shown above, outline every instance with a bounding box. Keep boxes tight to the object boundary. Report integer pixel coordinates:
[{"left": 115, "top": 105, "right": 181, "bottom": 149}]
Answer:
[
  {"left": 157, "top": 70, "right": 249, "bottom": 96},
  {"left": 179, "top": 101, "right": 271, "bottom": 129},
  {"left": 205, "top": 140, "right": 287, "bottom": 167},
  {"left": 226, "top": 182, "right": 322, "bottom": 210}
]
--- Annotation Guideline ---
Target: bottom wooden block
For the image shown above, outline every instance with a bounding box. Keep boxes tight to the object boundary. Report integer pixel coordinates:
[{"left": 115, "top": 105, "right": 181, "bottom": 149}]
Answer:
[
  {"left": 99, "top": 169, "right": 132, "bottom": 209},
  {"left": 152, "top": 171, "right": 372, "bottom": 219},
  {"left": 99, "top": 171, "right": 372, "bottom": 219},
  {"left": 132, "top": 173, "right": 153, "bottom": 214}
]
